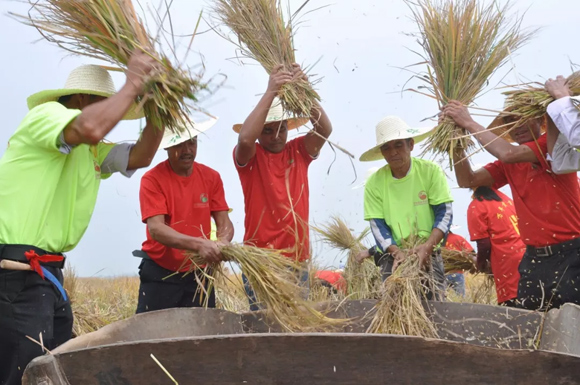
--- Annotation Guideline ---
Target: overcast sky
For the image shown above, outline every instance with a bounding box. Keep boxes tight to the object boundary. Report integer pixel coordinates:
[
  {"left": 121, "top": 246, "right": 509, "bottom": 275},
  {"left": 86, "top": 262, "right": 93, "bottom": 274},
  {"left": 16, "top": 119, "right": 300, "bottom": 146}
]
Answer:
[{"left": 0, "top": 0, "right": 578, "bottom": 276}]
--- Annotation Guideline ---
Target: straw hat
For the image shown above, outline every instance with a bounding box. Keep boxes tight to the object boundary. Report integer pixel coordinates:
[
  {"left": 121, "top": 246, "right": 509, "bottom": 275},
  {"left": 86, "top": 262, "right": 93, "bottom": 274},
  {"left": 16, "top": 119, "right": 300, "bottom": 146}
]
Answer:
[
  {"left": 359, "top": 116, "right": 435, "bottom": 162},
  {"left": 487, "top": 101, "right": 546, "bottom": 142},
  {"left": 27, "top": 65, "right": 143, "bottom": 120},
  {"left": 160, "top": 117, "right": 218, "bottom": 149},
  {"left": 232, "top": 97, "right": 309, "bottom": 133}
]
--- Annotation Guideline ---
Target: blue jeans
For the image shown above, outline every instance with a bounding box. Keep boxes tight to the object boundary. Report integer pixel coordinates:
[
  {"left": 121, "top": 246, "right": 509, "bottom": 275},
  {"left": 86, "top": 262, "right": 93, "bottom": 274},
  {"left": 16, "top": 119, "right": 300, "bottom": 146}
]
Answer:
[
  {"left": 243, "top": 268, "right": 310, "bottom": 311},
  {"left": 446, "top": 273, "right": 466, "bottom": 297}
]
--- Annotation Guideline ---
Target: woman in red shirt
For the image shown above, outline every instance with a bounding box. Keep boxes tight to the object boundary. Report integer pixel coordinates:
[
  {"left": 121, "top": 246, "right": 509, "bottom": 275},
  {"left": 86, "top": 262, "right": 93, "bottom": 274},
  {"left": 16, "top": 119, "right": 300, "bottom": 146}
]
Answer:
[{"left": 467, "top": 186, "right": 526, "bottom": 307}]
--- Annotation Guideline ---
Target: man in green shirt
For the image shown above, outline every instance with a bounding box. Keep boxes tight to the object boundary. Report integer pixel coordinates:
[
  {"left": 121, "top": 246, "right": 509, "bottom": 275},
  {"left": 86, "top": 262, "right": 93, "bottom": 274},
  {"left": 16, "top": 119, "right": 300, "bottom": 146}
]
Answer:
[
  {"left": 356, "top": 116, "right": 453, "bottom": 298},
  {"left": 0, "top": 51, "right": 162, "bottom": 385}
]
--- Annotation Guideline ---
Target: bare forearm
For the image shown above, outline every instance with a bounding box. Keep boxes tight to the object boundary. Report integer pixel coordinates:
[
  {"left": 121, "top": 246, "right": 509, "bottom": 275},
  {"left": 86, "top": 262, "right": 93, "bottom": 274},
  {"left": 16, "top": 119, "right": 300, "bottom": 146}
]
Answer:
[
  {"left": 463, "top": 121, "right": 514, "bottom": 160},
  {"left": 67, "top": 84, "right": 139, "bottom": 145},
  {"left": 149, "top": 222, "right": 204, "bottom": 252},
  {"left": 454, "top": 148, "right": 477, "bottom": 188},
  {"left": 424, "top": 228, "right": 445, "bottom": 252},
  {"left": 311, "top": 101, "right": 332, "bottom": 138},
  {"left": 216, "top": 221, "right": 234, "bottom": 242},
  {"left": 128, "top": 119, "right": 163, "bottom": 170},
  {"left": 239, "top": 91, "right": 276, "bottom": 144}
]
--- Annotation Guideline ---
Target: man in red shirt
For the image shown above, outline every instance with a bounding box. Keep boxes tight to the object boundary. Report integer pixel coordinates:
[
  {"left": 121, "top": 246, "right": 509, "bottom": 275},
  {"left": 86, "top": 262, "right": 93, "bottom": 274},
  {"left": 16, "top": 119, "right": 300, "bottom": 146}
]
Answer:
[
  {"left": 468, "top": 186, "right": 526, "bottom": 306},
  {"left": 234, "top": 64, "right": 332, "bottom": 310},
  {"left": 443, "top": 229, "right": 475, "bottom": 296},
  {"left": 442, "top": 101, "right": 580, "bottom": 310},
  {"left": 135, "top": 119, "right": 234, "bottom": 313}
]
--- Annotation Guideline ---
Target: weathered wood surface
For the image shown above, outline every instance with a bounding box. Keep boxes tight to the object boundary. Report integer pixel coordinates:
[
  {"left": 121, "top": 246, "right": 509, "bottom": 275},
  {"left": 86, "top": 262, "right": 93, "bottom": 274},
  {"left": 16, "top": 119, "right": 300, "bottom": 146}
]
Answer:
[
  {"left": 53, "top": 308, "right": 243, "bottom": 354},
  {"left": 541, "top": 303, "right": 580, "bottom": 356},
  {"left": 24, "top": 334, "right": 580, "bottom": 385}
]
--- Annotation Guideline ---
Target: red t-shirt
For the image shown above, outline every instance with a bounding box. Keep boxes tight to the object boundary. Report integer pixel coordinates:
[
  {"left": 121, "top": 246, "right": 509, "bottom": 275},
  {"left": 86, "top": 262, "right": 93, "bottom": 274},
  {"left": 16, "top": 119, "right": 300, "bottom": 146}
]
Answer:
[
  {"left": 445, "top": 233, "right": 474, "bottom": 252},
  {"left": 139, "top": 160, "right": 229, "bottom": 271},
  {"left": 484, "top": 134, "right": 580, "bottom": 247},
  {"left": 234, "top": 136, "right": 314, "bottom": 261},
  {"left": 467, "top": 190, "right": 526, "bottom": 303},
  {"left": 315, "top": 270, "right": 347, "bottom": 293}
]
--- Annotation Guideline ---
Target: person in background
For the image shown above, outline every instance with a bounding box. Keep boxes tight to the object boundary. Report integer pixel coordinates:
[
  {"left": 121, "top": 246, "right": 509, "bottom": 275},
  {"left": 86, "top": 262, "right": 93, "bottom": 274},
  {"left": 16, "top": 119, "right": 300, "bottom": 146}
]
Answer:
[
  {"left": 233, "top": 64, "right": 332, "bottom": 310},
  {"left": 357, "top": 116, "right": 453, "bottom": 300},
  {"left": 0, "top": 52, "right": 162, "bottom": 385},
  {"left": 134, "top": 119, "right": 234, "bottom": 313},
  {"left": 443, "top": 228, "right": 474, "bottom": 297},
  {"left": 442, "top": 99, "right": 580, "bottom": 311},
  {"left": 467, "top": 186, "right": 526, "bottom": 307}
]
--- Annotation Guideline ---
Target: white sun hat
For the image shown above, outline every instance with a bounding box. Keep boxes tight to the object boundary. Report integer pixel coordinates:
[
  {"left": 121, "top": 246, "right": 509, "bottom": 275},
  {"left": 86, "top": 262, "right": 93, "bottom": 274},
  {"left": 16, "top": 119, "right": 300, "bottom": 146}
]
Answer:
[
  {"left": 27, "top": 64, "right": 143, "bottom": 120},
  {"left": 359, "top": 116, "right": 436, "bottom": 162},
  {"left": 233, "top": 97, "right": 309, "bottom": 133},
  {"left": 352, "top": 166, "right": 381, "bottom": 190},
  {"left": 160, "top": 117, "right": 219, "bottom": 149}
]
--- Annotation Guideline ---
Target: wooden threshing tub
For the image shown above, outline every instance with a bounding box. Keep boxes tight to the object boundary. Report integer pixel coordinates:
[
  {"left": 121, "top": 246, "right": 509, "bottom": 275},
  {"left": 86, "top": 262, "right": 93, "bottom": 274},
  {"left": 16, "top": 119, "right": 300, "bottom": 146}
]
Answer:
[{"left": 23, "top": 301, "right": 580, "bottom": 384}]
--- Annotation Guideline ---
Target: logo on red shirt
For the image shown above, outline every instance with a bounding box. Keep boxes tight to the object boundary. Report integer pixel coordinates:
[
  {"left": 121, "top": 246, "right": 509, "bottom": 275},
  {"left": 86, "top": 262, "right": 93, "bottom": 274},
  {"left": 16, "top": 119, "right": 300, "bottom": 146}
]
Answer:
[{"left": 200, "top": 193, "right": 208, "bottom": 203}]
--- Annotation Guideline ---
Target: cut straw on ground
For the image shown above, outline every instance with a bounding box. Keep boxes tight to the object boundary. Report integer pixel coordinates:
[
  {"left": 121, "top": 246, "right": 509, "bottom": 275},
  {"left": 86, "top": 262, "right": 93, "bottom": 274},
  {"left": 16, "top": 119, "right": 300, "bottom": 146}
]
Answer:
[
  {"left": 181, "top": 244, "right": 344, "bottom": 332},
  {"left": 314, "top": 217, "right": 381, "bottom": 300},
  {"left": 212, "top": 0, "right": 320, "bottom": 117},
  {"left": 15, "top": 0, "right": 208, "bottom": 131},
  {"left": 407, "top": 0, "right": 535, "bottom": 165}
]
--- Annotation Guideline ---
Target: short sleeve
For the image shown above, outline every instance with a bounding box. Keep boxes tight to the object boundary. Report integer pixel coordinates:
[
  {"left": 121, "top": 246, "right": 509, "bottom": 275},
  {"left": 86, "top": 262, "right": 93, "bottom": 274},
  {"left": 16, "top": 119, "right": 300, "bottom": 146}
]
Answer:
[
  {"left": 484, "top": 160, "right": 508, "bottom": 189},
  {"left": 427, "top": 163, "right": 453, "bottom": 205},
  {"left": 18, "top": 102, "right": 81, "bottom": 152},
  {"left": 364, "top": 173, "right": 384, "bottom": 220},
  {"left": 291, "top": 136, "right": 315, "bottom": 166},
  {"left": 522, "top": 133, "right": 550, "bottom": 170},
  {"left": 139, "top": 173, "right": 169, "bottom": 223},
  {"left": 233, "top": 145, "right": 257, "bottom": 171},
  {"left": 95, "top": 142, "right": 116, "bottom": 180},
  {"left": 467, "top": 201, "right": 490, "bottom": 241},
  {"left": 210, "top": 172, "right": 229, "bottom": 213}
]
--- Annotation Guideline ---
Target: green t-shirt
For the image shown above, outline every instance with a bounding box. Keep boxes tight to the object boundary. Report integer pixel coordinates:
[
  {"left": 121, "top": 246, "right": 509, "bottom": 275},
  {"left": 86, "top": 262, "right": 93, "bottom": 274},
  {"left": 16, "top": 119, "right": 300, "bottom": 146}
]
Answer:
[
  {"left": 0, "top": 102, "right": 115, "bottom": 252},
  {"left": 364, "top": 157, "right": 453, "bottom": 245}
]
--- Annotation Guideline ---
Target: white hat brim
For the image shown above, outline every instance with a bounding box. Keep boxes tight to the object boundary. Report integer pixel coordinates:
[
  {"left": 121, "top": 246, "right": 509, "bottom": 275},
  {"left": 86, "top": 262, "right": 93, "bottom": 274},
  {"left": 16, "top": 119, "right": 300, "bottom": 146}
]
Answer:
[
  {"left": 359, "top": 126, "right": 436, "bottom": 162},
  {"left": 27, "top": 88, "right": 144, "bottom": 121},
  {"left": 233, "top": 116, "right": 309, "bottom": 134},
  {"left": 161, "top": 117, "right": 219, "bottom": 150}
]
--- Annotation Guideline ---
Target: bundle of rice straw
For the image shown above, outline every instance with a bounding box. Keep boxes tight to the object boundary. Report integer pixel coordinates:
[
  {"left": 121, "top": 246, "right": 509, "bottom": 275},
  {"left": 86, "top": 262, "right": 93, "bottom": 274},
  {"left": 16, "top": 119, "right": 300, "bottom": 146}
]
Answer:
[
  {"left": 212, "top": 0, "right": 320, "bottom": 117},
  {"left": 500, "top": 72, "right": 580, "bottom": 131},
  {"left": 366, "top": 253, "right": 439, "bottom": 338},
  {"left": 215, "top": 269, "right": 250, "bottom": 313},
  {"left": 181, "top": 244, "right": 343, "bottom": 332},
  {"left": 15, "top": 0, "right": 206, "bottom": 131},
  {"left": 407, "top": 0, "right": 534, "bottom": 165},
  {"left": 467, "top": 273, "right": 497, "bottom": 305},
  {"left": 441, "top": 247, "right": 476, "bottom": 274},
  {"left": 315, "top": 217, "right": 382, "bottom": 300}
]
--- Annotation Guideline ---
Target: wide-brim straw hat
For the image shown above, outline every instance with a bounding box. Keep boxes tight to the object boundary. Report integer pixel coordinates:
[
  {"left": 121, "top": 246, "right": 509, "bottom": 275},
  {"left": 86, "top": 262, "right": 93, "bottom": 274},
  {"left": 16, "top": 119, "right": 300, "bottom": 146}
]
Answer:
[
  {"left": 232, "top": 97, "right": 309, "bottom": 133},
  {"left": 359, "top": 116, "right": 436, "bottom": 162},
  {"left": 487, "top": 101, "right": 546, "bottom": 143},
  {"left": 27, "top": 65, "right": 143, "bottom": 120},
  {"left": 160, "top": 117, "right": 218, "bottom": 149}
]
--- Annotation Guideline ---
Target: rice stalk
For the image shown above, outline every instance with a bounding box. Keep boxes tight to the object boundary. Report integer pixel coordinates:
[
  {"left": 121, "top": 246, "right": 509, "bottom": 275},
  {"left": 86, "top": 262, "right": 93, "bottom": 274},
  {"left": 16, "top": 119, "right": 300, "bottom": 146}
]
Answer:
[
  {"left": 314, "top": 217, "right": 381, "bottom": 300},
  {"left": 441, "top": 247, "right": 476, "bottom": 274},
  {"left": 215, "top": 268, "right": 250, "bottom": 313},
  {"left": 181, "top": 244, "right": 344, "bottom": 332},
  {"left": 499, "top": 72, "right": 580, "bottom": 133},
  {"left": 366, "top": 254, "right": 439, "bottom": 338},
  {"left": 467, "top": 273, "right": 497, "bottom": 305},
  {"left": 212, "top": 0, "right": 320, "bottom": 117},
  {"left": 14, "top": 0, "right": 208, "bottom": 132},
  {"left": 407, "top": 0, "right": 535, "bottom": 165}
]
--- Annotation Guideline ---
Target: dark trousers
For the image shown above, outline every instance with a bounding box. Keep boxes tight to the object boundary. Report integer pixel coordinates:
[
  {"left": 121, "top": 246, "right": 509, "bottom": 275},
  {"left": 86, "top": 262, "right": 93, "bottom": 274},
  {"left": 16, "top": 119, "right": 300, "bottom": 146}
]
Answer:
[
  {"left": 136, "top": 259, "right": 215, "bottom": 314},
  {"left": 517, "top": 247, "right": 580, "bottom": 311},
  {"left": 0, "top": 266, "right": 72, "bottom": 385},
  {"left": 377, "top": 251, "right": 446, "bottom": 301}
]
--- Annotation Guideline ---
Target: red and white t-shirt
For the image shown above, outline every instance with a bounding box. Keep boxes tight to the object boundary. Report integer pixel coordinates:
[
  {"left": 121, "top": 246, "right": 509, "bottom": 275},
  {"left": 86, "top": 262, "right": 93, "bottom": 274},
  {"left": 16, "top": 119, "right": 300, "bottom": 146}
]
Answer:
[
  {"left": 468, "top": 189, "right": 526, "bottom": 303},
  {"left": 484, "top": 134, "right": 580, "bottom": 247},
  {"left": 234, "top": 136, "right": 314, "bottom": 261},
  {"left": 139, "top": 160, "right": 229, "bottom": 271},
  {"left": 445, "top": 233, "right": 474, "bottom": 252}
]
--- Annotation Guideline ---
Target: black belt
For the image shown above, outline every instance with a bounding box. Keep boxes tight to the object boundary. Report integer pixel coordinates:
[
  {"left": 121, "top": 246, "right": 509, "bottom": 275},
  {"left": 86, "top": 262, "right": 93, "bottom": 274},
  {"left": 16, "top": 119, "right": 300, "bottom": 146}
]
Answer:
[
  {"left": 526, "top": 237, "right": 580, "bottom": 257},
  {"left": 132, "top": 250, "right": 152, "bottom": 260},
  {"left": 0, "top": 244, "right": 66, "bottom": 268}
]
